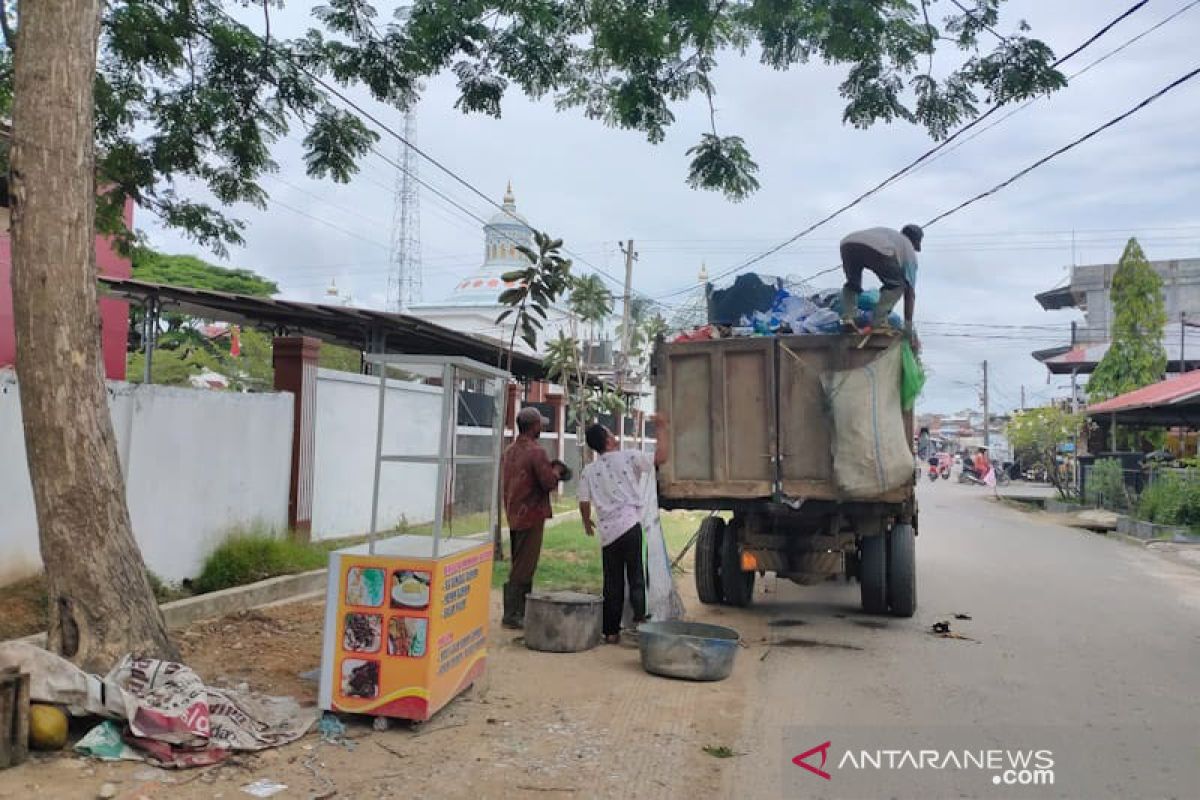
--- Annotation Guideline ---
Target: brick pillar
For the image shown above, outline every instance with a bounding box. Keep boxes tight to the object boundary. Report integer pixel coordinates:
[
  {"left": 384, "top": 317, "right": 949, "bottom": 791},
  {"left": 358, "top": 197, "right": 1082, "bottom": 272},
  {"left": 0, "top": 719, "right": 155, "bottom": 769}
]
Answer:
[
  {"left": 274, "top": 336, "right": 321, "bottom": 540},
  {"left": 546, "top": 393, "right": 566, "bottom": 463}
]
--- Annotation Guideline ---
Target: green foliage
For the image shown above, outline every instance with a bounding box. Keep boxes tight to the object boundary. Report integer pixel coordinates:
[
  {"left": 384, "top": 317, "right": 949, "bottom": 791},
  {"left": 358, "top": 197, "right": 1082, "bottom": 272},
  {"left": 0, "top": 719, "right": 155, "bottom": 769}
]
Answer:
[
  {"left": 0, "top": 1, "right": 1063, "bottom": 246},
  {"left": 320, "top": 343, "right": 363, "bottom": 373},
  {"left": 127, "top": 248, "right": 285, "bottom": 388},
  {"left": 1088, "top": 239, "right": 1168, "bottom": 402},
  {"left": 569, "top": 274, "right": 614, "bottom": 329},
  {"left": 131, "top": 248, "right": 279, "bottom": 295},
  {"left": 618, "top": 312, "right": 669, "bottom": 378},
  {"left": 1086, "top": 458, "right": 1128, "bottom": 511},
  {"left": 490, "top": 513, "right": 700, "bottom": 591},
  {"left": 145, "top": 571, "right": 189, "bottom": 603},
  {"left": 1007, "top": 407, "right": 1083, "bottom": 499},
  {"left": 545, "top": 331, "right": 625, "bottom": 437},
  {"left": 685, "top": 134, "right": 760, "bottom": 201},
  {"left": 496, "top": 231, "right": 573, "bottom": 356},
  {"left": 1137, "top": 472, "right": 1200, "bottom": 527},
  {"left": 193, "top": 530, "right": 328, "bottom": 594},
  {"left": 128, "top": 346, "right": 220, "bottom": 386}
]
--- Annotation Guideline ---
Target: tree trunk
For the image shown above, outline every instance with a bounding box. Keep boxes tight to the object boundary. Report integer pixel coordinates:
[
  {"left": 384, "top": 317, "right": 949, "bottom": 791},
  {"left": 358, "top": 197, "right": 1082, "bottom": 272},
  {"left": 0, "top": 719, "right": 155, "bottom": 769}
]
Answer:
[{"left": 10, "top": 0, "right": 177, "bottom": 670}]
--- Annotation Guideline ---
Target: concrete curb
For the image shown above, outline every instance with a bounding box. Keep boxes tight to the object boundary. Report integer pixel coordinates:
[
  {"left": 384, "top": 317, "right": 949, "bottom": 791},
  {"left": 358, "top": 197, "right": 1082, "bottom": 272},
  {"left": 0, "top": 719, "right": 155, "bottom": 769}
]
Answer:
[{"left": 162, "top": 569, "right": 330, "bottom": 628}]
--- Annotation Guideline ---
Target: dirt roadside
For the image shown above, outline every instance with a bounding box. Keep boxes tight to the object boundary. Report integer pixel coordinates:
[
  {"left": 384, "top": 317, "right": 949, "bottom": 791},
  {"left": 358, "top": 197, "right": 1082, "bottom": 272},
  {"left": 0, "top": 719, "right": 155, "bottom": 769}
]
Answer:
[{"left": 0, "top": 571, "right": 774, "bottom": 800}]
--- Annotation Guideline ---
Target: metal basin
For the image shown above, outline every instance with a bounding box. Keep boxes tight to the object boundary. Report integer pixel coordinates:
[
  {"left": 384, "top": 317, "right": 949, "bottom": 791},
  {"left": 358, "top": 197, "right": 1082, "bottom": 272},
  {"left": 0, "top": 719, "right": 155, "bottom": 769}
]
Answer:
[{"left": 638, "top": 621, "right": 739, "bottom": 681}]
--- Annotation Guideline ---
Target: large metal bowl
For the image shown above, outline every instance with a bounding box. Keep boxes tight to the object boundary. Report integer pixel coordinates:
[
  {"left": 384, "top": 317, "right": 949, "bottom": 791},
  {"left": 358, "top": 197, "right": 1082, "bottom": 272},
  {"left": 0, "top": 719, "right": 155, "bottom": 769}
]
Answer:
[{"left": 638, "top": 621, "right": 739, "bottom": 681}]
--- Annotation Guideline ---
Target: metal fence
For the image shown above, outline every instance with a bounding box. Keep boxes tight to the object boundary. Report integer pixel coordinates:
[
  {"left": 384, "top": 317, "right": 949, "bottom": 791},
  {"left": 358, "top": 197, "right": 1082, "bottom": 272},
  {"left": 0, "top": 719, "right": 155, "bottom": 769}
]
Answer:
[{"left": 1079, "top": 460, "right": 1200, "bottom": 512}]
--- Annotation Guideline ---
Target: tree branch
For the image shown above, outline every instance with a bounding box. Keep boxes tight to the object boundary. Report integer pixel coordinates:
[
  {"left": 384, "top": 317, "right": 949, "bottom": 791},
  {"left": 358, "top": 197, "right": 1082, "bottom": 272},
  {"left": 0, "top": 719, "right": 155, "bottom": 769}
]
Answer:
[
  {"left": 259, "top": 0, "right": 272, "bottom": 72},
  {"left": 920, "top": 0, "right": 934, "bottom": 78},
  {"left": 703, "top": 79, "right": 718, "bottom": 137},
  {"left": 949, "top": 0, "right": 1007, "bottom": 43},
  {"left": 0, "top": 0, "right": 16, "bottom": 52}
]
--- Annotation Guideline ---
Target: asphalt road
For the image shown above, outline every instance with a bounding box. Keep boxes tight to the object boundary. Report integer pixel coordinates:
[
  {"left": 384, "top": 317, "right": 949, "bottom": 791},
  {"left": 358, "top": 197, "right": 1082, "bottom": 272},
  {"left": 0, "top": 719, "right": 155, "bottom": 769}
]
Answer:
[{"left": 720, "top": 479, "right": 1200, "bottom": 800}]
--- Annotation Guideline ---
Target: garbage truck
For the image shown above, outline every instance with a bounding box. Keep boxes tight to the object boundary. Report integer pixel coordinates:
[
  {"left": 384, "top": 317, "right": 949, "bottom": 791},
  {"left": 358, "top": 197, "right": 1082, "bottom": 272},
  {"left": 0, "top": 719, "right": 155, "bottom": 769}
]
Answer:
[{"left": 652, "top": 333, "right": 918, "bottom": 616}]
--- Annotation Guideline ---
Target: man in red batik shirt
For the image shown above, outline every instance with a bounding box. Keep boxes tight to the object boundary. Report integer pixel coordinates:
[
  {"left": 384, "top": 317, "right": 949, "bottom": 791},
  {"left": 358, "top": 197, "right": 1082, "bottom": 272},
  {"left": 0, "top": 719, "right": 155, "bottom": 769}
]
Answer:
[{"left": 500, "top": 406, "right": 567, "bottom": 628}]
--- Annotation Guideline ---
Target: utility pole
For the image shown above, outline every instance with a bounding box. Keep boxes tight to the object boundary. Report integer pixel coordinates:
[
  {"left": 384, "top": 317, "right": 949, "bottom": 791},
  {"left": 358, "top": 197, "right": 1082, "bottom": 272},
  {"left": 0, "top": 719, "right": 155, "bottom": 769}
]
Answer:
[
  {"left": 1020, "top": 384, "right": 1026, "bottom": 411},
  {"left": 1181, "top": 311, "right": 1186, "bottom": 374},
  {"left": 982, "top": 360, "right": 990, "bottom": 449},
  {"left": 617, "top": 239, "right": 638, "bottom": 391}
]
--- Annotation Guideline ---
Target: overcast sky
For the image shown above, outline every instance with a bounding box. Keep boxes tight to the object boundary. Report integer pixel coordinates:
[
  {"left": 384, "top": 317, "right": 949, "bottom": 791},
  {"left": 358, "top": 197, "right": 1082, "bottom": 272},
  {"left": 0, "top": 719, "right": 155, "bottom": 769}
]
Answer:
[{"left": 140, "top": 0, "right": 1200, "bottom": 413}]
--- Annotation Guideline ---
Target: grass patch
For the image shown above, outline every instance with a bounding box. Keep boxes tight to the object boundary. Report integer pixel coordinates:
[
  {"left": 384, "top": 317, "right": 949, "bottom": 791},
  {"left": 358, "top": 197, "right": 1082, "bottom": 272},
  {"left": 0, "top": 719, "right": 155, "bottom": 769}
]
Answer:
[
  {"left": 491, "top": 512, "right": 703, "bottom": 591},
  {"left": 702, "top": 745, "right": 739, "bottom": 758},
  {"left": 193, "top": 531, "right": 329, "bottom": 594}
]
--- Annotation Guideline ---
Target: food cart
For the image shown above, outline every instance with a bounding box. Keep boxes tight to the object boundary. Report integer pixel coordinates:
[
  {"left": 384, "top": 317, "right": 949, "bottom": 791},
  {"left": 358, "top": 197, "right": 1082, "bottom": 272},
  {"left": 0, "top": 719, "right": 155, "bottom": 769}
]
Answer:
[{"left": 318, "top": 355, "right": 508, "bottom": 722}]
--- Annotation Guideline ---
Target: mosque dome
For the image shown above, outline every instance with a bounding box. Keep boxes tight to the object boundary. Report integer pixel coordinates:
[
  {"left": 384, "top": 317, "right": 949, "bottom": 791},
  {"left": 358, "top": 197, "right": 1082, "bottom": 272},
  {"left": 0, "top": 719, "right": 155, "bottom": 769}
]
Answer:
[{"left": 445, "top": 182, "right": 536, "bottom": 307}]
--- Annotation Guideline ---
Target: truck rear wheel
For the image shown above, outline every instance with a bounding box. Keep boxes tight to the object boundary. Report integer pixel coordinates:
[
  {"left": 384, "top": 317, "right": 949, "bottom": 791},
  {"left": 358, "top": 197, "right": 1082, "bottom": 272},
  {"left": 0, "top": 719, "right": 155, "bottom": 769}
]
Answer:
[
  {"left": 859, "top": 534, "right": 888, "bottom": 615},
  {"left": 887, "top": 523, "right": 917, "bottom": 617},
  {"left": 720, "top": 519, "right": 755, "bottom": 607},
  {"left": 695, "top": 516, "right": 725, "bottom": 605}
]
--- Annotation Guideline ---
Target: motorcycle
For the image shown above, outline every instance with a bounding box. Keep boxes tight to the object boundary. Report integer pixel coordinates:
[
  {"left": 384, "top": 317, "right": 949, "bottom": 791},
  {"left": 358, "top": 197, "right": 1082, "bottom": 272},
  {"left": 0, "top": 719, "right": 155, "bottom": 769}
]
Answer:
[
  {"left": 936, "top": 454, "right": 952, "bottom": 480},
  {"left": 959, "top": 463, "right": 1011, "bottom": 486}
]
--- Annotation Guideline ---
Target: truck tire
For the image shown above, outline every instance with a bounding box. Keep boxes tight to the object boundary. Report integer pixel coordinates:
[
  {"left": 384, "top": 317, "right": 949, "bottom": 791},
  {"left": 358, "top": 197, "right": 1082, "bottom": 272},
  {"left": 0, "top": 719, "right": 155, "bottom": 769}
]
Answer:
[
  {"left": 720, "top": 519, "right": 755, "bottom": 607},
  {"left": 887, "top": 523, "right": 917, "bottom": 617},
  {"left": 695, "top": 516, "right": 725, "bottom": 605},
  {"left": 859, "top": 534, "right": 888, "bottom": 615}
]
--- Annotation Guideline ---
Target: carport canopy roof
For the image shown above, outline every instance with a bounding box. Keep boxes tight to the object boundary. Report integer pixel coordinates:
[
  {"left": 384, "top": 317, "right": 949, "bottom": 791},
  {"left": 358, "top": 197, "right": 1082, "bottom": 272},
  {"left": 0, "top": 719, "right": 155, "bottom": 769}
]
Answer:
[{"left": 101, "top": 277, "right": 549, "bottom": 381}]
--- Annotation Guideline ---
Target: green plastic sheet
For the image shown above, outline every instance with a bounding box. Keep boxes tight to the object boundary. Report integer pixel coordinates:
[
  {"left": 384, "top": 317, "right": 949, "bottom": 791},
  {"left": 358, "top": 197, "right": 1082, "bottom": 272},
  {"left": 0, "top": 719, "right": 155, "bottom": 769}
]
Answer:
[{"left": 900, "top": 341, "right": 925, "bottom": 411}]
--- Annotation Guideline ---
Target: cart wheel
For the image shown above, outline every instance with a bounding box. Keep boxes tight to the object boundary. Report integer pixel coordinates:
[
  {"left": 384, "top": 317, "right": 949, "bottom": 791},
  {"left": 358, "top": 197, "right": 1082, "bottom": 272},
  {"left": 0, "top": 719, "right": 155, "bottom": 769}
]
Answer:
[
  {"left": 859, "top": 534, "right": 888, "bottom": 615},
  {"left": 695, "top": 516, "right": 725, "bottom": 605},
  {"left": 887, "top": 523, "right": 917, "bottom": 617},
  {"left": 372, "top": 716, "right": 391, "bottom": 732},
  {"left": 720, "top": 518, "right": 755, "bottom": 608}
]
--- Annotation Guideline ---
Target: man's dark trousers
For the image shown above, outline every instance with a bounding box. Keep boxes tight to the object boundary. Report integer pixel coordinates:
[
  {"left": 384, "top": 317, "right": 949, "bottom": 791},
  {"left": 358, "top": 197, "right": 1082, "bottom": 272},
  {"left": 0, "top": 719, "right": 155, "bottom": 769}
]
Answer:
[{"left": 601, "top": 524, "right": 647, "bottom": 636}]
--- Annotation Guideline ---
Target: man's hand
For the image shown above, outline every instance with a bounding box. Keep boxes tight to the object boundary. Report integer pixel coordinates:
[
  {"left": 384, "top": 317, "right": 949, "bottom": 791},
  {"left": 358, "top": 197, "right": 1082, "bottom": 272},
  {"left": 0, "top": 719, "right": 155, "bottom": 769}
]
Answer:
[{"left": 579, "top": 501, "right": 594, "bottom": 536}]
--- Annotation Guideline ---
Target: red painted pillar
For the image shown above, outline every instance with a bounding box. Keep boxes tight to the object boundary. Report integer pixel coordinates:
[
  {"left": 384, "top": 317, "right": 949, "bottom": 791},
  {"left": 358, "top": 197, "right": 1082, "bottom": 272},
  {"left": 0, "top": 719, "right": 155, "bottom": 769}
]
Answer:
[{"left": 274, "top": 336, "right": 321, "bottom": 540}]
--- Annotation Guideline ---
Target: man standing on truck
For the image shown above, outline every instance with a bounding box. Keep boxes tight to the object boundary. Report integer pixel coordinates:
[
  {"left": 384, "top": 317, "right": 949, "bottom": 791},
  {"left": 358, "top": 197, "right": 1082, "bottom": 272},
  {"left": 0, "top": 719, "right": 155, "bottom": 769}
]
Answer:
[
  {"left": 500, "top": 407, "right": 568, "bottom": 629},
  {"left": 839, "top": 224, "right": 923, "bottom": 334},
  {"left": 578, "top": 418, "right": 670, "bottom": 644}
]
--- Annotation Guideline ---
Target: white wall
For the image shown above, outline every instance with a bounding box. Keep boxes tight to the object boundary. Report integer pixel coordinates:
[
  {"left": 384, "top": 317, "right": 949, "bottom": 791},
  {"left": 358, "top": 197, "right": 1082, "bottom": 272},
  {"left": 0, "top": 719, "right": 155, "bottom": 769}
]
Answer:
[
  {"left": 310, "top": 369, "right": 444, "bottom": 540},
  {"left": 1, "top": 370, "right": 293, "bottom": 585}
]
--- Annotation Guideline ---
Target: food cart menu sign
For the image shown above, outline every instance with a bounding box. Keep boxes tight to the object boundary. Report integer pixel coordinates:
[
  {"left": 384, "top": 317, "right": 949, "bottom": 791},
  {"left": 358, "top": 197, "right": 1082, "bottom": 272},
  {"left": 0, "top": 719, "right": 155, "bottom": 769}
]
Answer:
[{"left": 325, "top": 540, "right": 492, "bottom": 720}]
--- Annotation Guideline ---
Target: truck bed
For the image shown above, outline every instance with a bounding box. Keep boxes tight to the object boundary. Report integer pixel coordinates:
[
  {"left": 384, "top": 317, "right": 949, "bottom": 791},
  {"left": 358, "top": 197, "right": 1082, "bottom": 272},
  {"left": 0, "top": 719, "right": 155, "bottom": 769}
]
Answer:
[{"left": 654, "top": 334, "right": 913, "bottom": 507}]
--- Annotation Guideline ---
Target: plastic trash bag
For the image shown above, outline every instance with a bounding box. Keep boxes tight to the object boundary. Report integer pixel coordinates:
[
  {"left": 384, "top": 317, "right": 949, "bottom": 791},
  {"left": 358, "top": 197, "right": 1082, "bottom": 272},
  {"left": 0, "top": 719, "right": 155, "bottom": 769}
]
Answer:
[
  {"left": 900, "top": 341, "right": 925, "bottom": 410},
  {"left": 801, "top": 308, "right": 841, "bottom": 333}
]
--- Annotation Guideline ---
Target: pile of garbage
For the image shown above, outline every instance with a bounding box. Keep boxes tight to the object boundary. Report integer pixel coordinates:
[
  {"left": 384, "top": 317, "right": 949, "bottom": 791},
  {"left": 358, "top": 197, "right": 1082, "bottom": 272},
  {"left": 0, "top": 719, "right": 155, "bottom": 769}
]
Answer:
[
  {"left": 0, "top": 642, "right": 317, "bottom": 768},
  {"left": 669, "top": 272, "right": 902, "bottom": 343}
]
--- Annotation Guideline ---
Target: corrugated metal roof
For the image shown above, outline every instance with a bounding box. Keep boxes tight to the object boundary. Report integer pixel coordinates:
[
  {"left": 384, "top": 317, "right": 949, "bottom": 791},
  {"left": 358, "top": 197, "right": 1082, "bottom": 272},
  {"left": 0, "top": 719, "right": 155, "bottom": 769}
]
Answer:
[{"left": 1087, "top": 370, "right": 1200, "bottom": 414}]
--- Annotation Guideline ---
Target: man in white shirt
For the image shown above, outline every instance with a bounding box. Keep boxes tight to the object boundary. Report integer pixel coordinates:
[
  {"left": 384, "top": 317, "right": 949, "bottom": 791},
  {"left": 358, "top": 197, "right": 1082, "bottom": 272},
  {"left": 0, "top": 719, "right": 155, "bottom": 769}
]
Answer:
[
  {"left": 839, "top": 224, "right": 923, "bottom": 334},
  {"left": 577, "top": 418, "right": 670, "bottom": 644}
]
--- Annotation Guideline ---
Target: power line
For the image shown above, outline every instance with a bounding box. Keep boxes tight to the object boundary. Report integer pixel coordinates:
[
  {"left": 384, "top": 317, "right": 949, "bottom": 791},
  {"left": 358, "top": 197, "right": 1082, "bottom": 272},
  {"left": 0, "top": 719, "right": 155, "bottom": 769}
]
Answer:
[
  {"left": 211, "top": 6, "right": 643, "bottom": 308},
  {"left": 651, "top": 0, "right": 1154, "bottom": 299},
  {"left": 776, "top": 66, "right": 1200, "bottom": 288},
  {"left": 924, "top": 64, "right": 1200, "bottom": 227},
  {"left": 906, "top": 0, "right": 1200, "bottom": 179}
]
